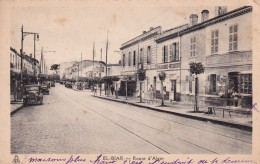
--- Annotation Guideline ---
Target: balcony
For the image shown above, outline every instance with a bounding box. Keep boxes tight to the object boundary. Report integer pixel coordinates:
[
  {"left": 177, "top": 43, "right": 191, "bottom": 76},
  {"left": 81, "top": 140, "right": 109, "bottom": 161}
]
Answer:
[{"left": 206, "top": 51, "right": 252, "bottom": 66}]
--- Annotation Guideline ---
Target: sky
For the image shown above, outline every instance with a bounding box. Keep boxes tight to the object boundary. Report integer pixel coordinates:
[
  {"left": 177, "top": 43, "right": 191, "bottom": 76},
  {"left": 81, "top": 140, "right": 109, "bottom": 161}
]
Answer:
[{"left": 10, "top": 3, "right": 240, "bottom": 68}]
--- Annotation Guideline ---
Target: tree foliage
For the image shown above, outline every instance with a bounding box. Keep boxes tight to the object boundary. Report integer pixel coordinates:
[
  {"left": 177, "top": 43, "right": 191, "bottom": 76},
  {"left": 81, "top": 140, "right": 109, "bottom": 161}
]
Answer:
[
  {"left": 189, "top": 62, "right": 205, "bottom": 75},
  {"left": 50, "top": 64, "right": 60, "bottom": 73},
  {"left": 137, "top": 69, "right": 146, "bottom": 81},
  {"left": 159, "top": 71, "right": 166, "bottom": 81}
]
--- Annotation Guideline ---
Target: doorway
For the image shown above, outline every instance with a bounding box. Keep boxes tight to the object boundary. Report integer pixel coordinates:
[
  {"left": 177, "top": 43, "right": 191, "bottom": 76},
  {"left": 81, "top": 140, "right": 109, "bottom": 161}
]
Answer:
[{"left": 170, "top": 80, "right": 176, "bottom": 101}]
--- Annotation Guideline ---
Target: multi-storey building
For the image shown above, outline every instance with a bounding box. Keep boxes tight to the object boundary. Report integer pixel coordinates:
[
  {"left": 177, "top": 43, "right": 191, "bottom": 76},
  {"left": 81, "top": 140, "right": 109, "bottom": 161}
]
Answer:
[
  {"left": 120, "top": 6, "right": 252, "bottom": 108},
  {"left": 120, "top": 26, "right": 162, "bottom": 96}
]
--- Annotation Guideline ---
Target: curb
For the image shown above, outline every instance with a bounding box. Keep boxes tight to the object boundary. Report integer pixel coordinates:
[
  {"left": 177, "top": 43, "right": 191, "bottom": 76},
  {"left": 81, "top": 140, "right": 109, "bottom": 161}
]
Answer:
[
  {"left": 10, "top": 104, "right": 24, "bottom": 115},
  {"left": 94, "top": 96, "right": 252, "bottom": 132}
]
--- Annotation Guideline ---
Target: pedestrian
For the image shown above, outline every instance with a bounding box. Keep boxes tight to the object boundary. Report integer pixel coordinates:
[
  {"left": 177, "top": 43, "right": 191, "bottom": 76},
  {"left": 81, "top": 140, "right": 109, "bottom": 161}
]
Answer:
[
  {"left": 148, "top": 85, "right": 154, "bottom": 104},
  {"left": 111, "top": 85, "right": 115, "bottom": 95},
  {"left": 94, "top": 84, "right": 97, "bottom": 96}
]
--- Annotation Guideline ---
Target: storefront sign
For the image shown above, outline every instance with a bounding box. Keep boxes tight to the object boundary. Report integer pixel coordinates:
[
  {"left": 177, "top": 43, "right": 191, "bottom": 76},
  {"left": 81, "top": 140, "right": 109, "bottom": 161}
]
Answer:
[{"left": 155, "top": 62, "right": 180, "bottom": 70}]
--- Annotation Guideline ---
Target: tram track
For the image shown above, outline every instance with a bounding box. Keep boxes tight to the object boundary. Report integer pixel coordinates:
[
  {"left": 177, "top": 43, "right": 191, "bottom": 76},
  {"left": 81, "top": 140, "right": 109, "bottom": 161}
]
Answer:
[{"left": 60, "top": 86, "right": 251, "bottom": 154}]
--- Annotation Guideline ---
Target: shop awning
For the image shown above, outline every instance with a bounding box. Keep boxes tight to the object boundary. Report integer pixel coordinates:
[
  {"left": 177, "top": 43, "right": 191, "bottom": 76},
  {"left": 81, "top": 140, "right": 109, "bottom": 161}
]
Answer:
[{"left": 239, "top": 71, "right": 252, "bottom": 74}]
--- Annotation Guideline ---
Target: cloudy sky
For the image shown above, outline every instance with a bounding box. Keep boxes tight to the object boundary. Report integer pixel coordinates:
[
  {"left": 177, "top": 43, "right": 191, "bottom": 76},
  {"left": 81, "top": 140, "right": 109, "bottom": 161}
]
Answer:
[{"left": 10, "top": 2, "right": 240, "bottom": 68}]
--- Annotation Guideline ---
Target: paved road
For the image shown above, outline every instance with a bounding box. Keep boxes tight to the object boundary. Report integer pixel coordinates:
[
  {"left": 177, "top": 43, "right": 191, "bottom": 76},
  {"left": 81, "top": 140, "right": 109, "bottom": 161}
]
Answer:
[{"left": 11, "top": 83, "right": 252, "bottom": 154}]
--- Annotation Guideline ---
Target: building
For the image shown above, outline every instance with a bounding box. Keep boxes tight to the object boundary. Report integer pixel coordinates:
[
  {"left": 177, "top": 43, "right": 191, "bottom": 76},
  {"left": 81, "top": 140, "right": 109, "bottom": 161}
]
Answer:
[
  {"left": 119, "top": 6, "right": 252, "bottom": 108},
  {"left": 107, "top": 61, "right": 122, "bottom": 76},
  {"left": 120, "top": 26, "right": 162, "bottom": 97},
  {"left": 155, "top": 24, "right": 189, "bottom": 101}
]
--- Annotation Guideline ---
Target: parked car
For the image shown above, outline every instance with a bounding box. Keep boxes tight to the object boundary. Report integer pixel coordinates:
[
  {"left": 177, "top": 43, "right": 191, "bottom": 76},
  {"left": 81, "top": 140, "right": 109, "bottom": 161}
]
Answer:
[
  {"left": 43, "top": 81, "right": 50, "bottom": 89},
  {"left": 41, "top": 85, "right": 50, "bottom": 95},
  {"left": 65, "top": 82, "right": 72, "bottom": 88},
  {"left": 51, "top": 81, "right": 55, "bottom": 87},
  {"left": 23, "top": 85, "right": 43, "bottom": 105}
]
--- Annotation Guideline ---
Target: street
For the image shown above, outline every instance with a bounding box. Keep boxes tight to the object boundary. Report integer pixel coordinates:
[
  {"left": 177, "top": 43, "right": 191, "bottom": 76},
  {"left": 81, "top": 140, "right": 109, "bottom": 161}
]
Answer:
[{"left": 11, "top": 83, "right": 252, "bottom": 154}]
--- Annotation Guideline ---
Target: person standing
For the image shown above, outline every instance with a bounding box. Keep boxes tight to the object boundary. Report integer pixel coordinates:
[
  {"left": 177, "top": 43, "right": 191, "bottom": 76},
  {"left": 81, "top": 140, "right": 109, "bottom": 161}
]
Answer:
[
  {"left": 94, "top": 84, "right": 97, "bottom": 96},
  {"left": 111, "top": 85, "right": 115, "bottom": 95},
  {"left": 148, "top": 85, "right": 154, "bottom": 104}
]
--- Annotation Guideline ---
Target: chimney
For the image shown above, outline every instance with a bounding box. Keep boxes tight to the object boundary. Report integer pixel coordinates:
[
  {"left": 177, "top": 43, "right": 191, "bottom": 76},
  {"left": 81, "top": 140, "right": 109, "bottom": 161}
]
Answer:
[
  {"left": 201, "top": 10, "right": 209, "bottom": 22},
  {"left": 215, "top": 6, "right": 227, "bottom": 16},
  {"left": 189, "top": 14, "right": 198, "bottom": 26},
  {"left": 149, "top": 27, "right": 154, "bottom": 31},
  {"left": 143, "top": 31, "right": 147, "bottom": 34}
]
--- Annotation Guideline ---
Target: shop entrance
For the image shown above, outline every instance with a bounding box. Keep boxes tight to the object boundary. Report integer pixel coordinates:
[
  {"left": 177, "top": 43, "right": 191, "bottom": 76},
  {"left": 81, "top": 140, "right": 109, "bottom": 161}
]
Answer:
[
  {"left": 170, "top": 80, "right": 176, "bottom": 101},
  {"left": 228, "top": 72, "right": 239, "bottom": 93}
]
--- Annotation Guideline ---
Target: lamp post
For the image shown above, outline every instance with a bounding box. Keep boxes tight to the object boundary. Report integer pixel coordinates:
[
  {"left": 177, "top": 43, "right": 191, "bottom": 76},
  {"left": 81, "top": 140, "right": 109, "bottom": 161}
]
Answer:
[{"left": 20, "top": 25, "right": 39, "bottom": 82}]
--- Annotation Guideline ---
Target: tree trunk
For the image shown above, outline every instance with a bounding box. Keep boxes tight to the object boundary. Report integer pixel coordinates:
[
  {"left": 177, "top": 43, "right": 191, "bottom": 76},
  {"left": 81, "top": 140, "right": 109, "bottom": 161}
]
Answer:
[
  {"left": 125, "top": 81, "right": 128, "bottom": 100},
  {"left": 161, "top": 81, "right": 164, "bottom": 106},
  {"left": 195, "top": 76, "right": 199, "bottom": 112},
  {"left": 140, "top": 81, "right": 142, "bottom": 102},
  {"left": 116, "top": 83, "right": 118, "bottom": 99},
  {"left": 100, "top": 83, "right": 102, "bottom": 96}
]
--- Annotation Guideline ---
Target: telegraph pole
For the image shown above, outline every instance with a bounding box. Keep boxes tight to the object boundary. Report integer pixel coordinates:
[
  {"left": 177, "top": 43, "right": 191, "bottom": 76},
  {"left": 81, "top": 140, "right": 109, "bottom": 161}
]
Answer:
[
  {"left": 93, "top": 42, "right": 95, "bottom": 77},
  {"left": 105, "top": 30, "right": 109, "bottom": 95},
  {"left": 100, "top": 48, "right": 102, "bottom": 77},
  {"left": 81, "top": 52, "right": 82, "bottom": 77},
  {"left": 105, "top": 30, "right": 109, "bottom": 77},
  {"left": 20, "top": 25, "right": 24, "bottom": 81}
]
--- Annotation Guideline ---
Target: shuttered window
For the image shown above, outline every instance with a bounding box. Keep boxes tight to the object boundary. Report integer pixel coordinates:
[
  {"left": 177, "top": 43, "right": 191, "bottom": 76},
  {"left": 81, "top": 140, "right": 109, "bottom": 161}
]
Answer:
[{"left": 229, "top": 24, "right": 238, "bottom": 51}]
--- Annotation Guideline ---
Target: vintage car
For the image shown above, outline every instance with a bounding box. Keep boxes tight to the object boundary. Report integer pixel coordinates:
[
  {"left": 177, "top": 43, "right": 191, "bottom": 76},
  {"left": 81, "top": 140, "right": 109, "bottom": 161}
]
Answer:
[
  {"left": 65, "top": 82, "right": 72, "bottom": 88},
  {"left": 43, "top": 81, "right": 50, "bottom": 89},
  {"left": 51, "top": 81, "right": 55, "bottom": 87},
  {"left": 41, "top": 85, "right": 50, "bottom": 95},
  {"left": 23, "top": 85, "right": 43, "bottom": 105}
]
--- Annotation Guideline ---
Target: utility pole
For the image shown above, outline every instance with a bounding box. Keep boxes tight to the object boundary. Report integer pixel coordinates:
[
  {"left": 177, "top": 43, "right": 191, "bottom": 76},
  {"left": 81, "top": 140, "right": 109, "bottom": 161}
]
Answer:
[
  {"left": 100, "top": 48, "right": 102, "bottom": 77},
  {"left": 81, "top": 52, "right": 82, "bottom": 77},
  {"left": 105, "top": 30, "right": 109, "bottom": 96},
  {"left": 20, "top": 25, "right": 24, "bottom": 81},
  {"left": 93, "top": 42, "right": 95, "bottom": 78},
  {"left": 105, "top": 30, "right": 109, "bottom": 77}
]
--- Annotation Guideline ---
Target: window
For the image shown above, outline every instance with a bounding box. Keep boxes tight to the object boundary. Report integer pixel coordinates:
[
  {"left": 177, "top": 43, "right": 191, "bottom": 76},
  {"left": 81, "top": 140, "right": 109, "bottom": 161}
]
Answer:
[
  {"left": 133, "top": 51, "right": 136, "bottom": 66},
  {"left": 170, "top": 42, "right": 180, "bottom": 62},
  {"left": 122, "top": 54, "right": 125, "bottom": 67},
  {"left": 147, "top": 46, "right": 151, "bottom": 64},
  {"left": 229, "top": 24, "right": 238, "bottom": 51},
  {"left": 162, "top": 45, "right": 168, "bottom": 63},
  {"left": 128, "top": 52, "right": 131, "bottom": 66},
  {"left": 190, "top": 37, "right": 196, "bottom": 57},
  {"left": 210, "top": 74, "right": 217, "bottom": 93},
  {"left": 108, "top": 68, "right": 111, "bottom": 75},
  {"left": 240, "top": 74, "right": 252, "bottom": 94},
  {"left": 211, "top": 30, "right": 219, "bottom": 54},
  {"left": 140, "top": 48, "right": 143, "bottom": 63}
]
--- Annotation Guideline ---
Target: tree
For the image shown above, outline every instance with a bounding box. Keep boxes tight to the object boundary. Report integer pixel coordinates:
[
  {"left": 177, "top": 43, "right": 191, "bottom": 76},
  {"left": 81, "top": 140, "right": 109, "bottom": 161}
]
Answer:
[
  {"left": 123, "top": 75, "right": 132, "bottom": 100},
  {"left": 159, "top": 71, "right": 166, "bottom": 106},
  {"left": 188, "top": 61, "right": 205, "bottom": 112},
  {"left": 112, "top": 76, "right": 120, "bottom": 98},
  {"left": 137, "top": 69, "right": 146, "bottom": 103},
  {"left": 50, "top": 64, "right": 60, "bottom": 74}
]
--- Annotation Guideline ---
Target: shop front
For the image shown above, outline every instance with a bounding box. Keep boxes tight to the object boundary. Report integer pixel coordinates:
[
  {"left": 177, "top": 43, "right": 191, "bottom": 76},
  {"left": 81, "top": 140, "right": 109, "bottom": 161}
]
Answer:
[
  {"left": 150, "top": 61, "right": 181, "bottom": 102},
  {"left": 205, "top": 65, "right": 252, "bottom": 108}
]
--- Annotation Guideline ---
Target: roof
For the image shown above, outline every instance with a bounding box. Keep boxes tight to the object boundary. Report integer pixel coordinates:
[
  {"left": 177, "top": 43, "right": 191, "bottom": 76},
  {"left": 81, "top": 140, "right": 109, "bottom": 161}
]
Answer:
[
  {"left": 120, "top": 26, "right": 162, "bottom": 50},
  {"left": 155, "top": 6, "right": 252, "bottom": 43}
]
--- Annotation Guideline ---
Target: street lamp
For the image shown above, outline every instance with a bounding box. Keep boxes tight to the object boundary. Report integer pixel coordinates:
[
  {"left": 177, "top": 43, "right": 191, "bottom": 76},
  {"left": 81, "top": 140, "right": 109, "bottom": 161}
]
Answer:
[{"left": 20, "top": 25, "right": 39, "bottom": 82}]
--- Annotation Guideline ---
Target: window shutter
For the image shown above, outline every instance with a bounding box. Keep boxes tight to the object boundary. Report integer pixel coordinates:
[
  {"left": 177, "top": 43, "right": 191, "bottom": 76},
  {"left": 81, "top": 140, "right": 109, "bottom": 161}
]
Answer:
[
  {"left": 165, "top": 45, "right": 168, "bottom": 62},
  {"left": 169, "top": 44, "right": 173, "bottom": 62},
  {"left": 176, "top": 42, "right": 179, "bottom": 61},
  {"left": 162, "top": 46, "right": 164, "bottom": 63}
]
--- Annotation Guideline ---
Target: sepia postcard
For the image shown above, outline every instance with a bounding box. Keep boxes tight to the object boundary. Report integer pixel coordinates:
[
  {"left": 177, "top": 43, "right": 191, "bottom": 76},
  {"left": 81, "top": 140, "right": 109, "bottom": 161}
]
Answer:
[{"left": 0, "top": 0, "right": 260, "bottom": 164}]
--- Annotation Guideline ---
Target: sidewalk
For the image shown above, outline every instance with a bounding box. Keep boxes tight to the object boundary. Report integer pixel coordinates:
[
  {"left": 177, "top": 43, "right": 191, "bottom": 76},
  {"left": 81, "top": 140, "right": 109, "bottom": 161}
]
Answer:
[
  {"left": 93, "top": 93, "right": 253, "bottom": 131},
  {"left": 10, "top": 93, "right": 23, "bottom": 115}
]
